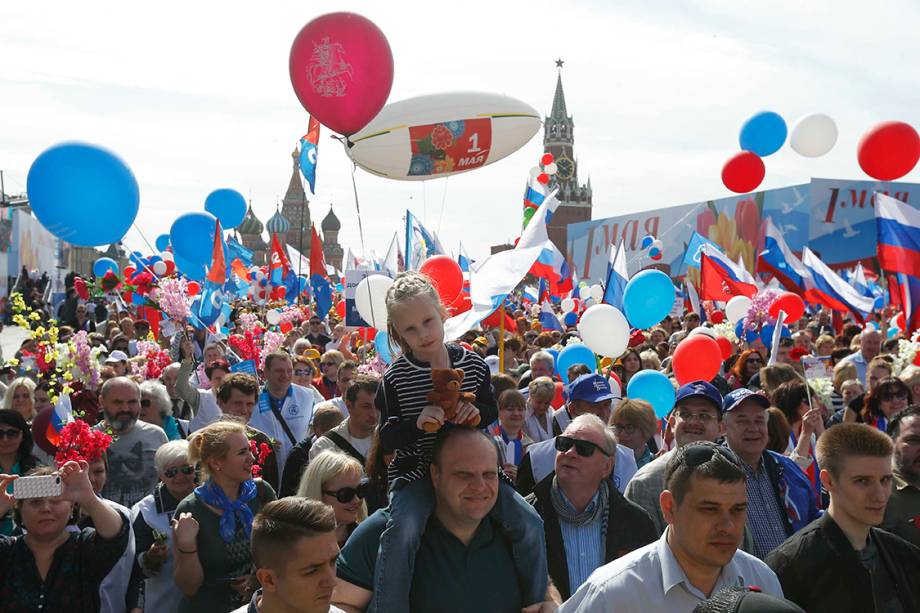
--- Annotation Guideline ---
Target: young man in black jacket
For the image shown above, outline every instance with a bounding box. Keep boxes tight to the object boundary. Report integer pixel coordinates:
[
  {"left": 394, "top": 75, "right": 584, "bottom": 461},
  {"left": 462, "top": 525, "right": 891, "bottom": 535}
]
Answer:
[{"left": 766, "top": 423, "right": 920, "bottom": 613}]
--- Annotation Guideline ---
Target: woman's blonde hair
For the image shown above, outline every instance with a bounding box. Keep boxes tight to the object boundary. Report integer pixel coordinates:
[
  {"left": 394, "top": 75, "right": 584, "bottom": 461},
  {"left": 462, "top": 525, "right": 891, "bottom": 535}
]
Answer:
[
  {"left": 385, "top": 271, "right": 445, "bottom": 354},
  {"left": 2, "top": 377, "right": 36, "bottom": 420},
  {"left": 296, "top": 450, "right": 367, "bottom": 524},
  {"left": 188, "top": 420, "right": 248, "bottom": 479},
  {"left": 832, "top": 360, "right": 857, "bottom": 391},
  {"left": 611, "top": 398, "right": 658, "bottom": 440}
]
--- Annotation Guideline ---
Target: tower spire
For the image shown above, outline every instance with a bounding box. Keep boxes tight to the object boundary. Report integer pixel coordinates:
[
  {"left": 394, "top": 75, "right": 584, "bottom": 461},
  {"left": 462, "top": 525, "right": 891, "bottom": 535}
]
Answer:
[{"left": 550, "top": 59, "right": 568, "bottom": 121}]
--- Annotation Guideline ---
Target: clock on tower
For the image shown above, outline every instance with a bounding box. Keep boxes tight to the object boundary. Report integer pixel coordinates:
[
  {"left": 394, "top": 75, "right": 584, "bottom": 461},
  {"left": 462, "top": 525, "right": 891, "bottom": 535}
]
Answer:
[{"left": 555, "top": 154, "right": 574, "bottom": 181}]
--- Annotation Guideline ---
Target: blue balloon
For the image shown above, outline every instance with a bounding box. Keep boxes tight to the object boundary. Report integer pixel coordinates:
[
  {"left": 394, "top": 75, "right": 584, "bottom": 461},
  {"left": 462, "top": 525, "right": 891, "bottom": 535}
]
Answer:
[
  {"left": 739, "top": 111, "right": 787, "bottom": 157},
  {"left": 155, "top": 234, "right": 170, "bottom": 252},
  {"left": 335, "top": 283, "right": 345, "bottom": 293},
  {"left": 735, "top": 320, "right": 759, "bottom": 343},
  {"left": 26, "top": 142, "right": 139, "bottom": 247},
  {"left": 170, "top": 212, "right": 218, "bottom": 267},
  {"left": 556, "top": 343, "right": 596, "bottom": 384},
  {"left": 563, "top": 311, "right": 578, "bottom": 326},
  {"left": 640, "top": 234, "right": 655, "bottom": 249},
  {"left": 627, "top": 370, "right": 676, "bottom": 418},
  {"left": 623, "top": 270, "right": 675, "bottom": 329},
  {"left": 204, "top": 188, "right": 247, "bottom": 229},
  {"left": 173, "top": 252, "right": 205, "bottom": 281},
  {"left": 93, "top": 257, "right": 119, "bottom": 278},
  {"left": 374, "top": 331, "right": 398, "bottom": 365},
  {"left": 760, "top": 323, "right": 792, "bottom": 345}
]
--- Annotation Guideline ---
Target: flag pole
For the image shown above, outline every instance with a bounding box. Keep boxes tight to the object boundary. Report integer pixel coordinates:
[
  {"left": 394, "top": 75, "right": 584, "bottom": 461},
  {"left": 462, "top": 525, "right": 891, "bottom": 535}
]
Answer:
[{"left": 498, "top": 305, "right": 505, "bottom": 374}]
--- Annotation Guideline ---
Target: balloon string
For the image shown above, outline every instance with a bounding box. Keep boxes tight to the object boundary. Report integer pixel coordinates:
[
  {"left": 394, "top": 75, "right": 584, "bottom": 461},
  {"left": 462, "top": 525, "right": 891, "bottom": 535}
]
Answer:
[
  {"left": 349, "top": 163, "right": 378, "bottom": 332},
  {"left": 623, "top": 201, "right": 708, "bottom": 268},
  {"left": 437, "top": 176, "right": 449, "bottom": 237}
]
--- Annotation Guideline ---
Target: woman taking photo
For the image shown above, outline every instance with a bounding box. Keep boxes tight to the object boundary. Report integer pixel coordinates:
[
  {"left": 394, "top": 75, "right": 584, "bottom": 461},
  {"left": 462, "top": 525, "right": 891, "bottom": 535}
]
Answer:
[
  {"left": 0, "top": 409, "right": 40, "bottom": 535},
  {"left": 0, "top": 461, "right": 130, "bottom": 612},
  {"left": 2, "top": 377, "right": 36, "bottom": 422},
  {"left": 172, "top": 420, "right": 276, "bottom": 613},
  {"left": 297, "top": 450, "right": 367, "bottom": 547}
]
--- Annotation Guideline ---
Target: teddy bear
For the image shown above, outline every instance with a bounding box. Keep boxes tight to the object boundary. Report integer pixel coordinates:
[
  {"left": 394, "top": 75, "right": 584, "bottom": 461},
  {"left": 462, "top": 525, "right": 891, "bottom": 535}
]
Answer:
[{"left": 420, "top": 368, "right": 479, "bottom": 433}]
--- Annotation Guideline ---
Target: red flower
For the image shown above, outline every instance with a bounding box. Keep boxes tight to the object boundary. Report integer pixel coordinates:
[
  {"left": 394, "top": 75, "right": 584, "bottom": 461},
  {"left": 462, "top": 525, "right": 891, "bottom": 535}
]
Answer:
[
  {"left": 431, "top": 124, "right": 454, "bottom": 150},
  {"left": 54, "top": 420, "right": 112, "bottom": 466},
  {"left": 249, "top": 439, "right": 273, "bottom": 478},
  {"left": 100, "top": 271, "right": 121, "bottom": 292}
]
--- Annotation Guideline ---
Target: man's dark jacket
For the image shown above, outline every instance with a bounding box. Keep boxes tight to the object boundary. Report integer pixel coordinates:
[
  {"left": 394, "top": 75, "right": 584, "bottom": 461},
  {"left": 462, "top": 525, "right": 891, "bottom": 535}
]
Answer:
[
  {"left": 525, "top": 472, "right": 658, "bottom": 600},
  {"left": 765, "top": 513, "right": 920, "bottom": 613}
]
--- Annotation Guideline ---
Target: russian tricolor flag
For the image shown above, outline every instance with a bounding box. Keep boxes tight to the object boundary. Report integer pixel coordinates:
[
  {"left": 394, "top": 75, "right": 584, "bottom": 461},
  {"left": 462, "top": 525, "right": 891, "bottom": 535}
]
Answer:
[
  {"left": 538, "top": 301, "right": 563, "bottom": 331},
  {"left": 876, "top": 193, "right": 920, "bottom": 277},
  {"left": 758, "top": 218, "right": 809, "bottom": 295},
  {"left": 602, "top": 241, "right": 628, "bottom": 310},
  {"left": 895, "top": 273, "right": 920, "bottom": 333},
  {"left": 46, "top": 394, "right": 74, "bottom": 447},
  {"left": 801, "top": 247, "right": 874, "bottom": 321},
  {"left": 699, "top": 244, "right": 757, "bottom": 301}
]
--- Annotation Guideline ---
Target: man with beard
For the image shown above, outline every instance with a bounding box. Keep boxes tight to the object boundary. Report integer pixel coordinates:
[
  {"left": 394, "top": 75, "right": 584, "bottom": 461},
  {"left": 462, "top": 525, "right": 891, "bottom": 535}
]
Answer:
[
  {"left": 882, "top": 405, "right": 920, "bottom": 547},
  {"left": 94, "top": 377, "right": 168, "bottom": 508}
]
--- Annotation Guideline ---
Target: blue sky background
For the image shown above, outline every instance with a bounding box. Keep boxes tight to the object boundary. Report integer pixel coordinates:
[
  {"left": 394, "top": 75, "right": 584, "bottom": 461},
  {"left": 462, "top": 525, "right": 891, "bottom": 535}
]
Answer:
[{"left": 2, "top": 1, "right": 920, "bottom": 262}]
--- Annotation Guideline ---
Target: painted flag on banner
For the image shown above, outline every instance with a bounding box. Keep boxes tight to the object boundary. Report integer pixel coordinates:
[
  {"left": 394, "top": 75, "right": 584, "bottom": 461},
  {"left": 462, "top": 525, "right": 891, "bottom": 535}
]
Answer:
[
  {"left": 299, "top": 116, "right": 320, "bottom": 194},
  {"left": 682, "top": 231, "right": 721, "bottom": 270}
]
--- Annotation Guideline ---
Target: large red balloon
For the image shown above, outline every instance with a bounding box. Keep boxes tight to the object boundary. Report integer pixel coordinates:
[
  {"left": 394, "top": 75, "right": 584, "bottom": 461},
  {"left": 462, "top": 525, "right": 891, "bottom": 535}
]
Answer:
[
  {"left": 858, "top": 121, "right": 920, "bottom": 181},
  {"left": 448, "top": 292, "right": 472, "bottom": 316},
  {"left": 672, "top": 335, "right": 722, "bottom": 385},
  {"left": 721, "top": 151, "right": 766, "bottom": 194},
  {"left": 716, "top": 336, "right": 734, "bottom": 360},
  {"left": 769, "top": 292, "right": 805, "bottom": 323},
  {"left": 289, "top": 12, "right": 394, "bottom": 136},
  {"left": 419, "top": 255, "right": 463, "bottom": 305}
]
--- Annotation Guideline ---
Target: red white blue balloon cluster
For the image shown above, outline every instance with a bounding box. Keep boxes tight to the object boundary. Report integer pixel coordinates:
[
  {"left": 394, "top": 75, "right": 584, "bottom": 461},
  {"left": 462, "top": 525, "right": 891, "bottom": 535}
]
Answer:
[{"left": 640, "top": 234, "right": 663, "bottom": 261}]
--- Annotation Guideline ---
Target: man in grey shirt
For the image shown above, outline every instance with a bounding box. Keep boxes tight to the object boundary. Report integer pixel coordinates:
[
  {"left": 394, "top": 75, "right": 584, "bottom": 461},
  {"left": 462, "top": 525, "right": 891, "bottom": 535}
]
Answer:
[
  {"left": 560, "top": 442, "right": 782, "bottom": 612},
  {"left": 94, "top": 377, "right": 168, "bottom": 508},
  {"left": 625, "top": 380, "right": 724, "bottom": 534}
]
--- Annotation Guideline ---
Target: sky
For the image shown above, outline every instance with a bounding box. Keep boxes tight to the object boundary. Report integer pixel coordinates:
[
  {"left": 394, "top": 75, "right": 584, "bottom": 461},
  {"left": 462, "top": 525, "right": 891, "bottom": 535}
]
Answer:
[{"left": 2, "top": 1, "right": 920, "bottom": 264}]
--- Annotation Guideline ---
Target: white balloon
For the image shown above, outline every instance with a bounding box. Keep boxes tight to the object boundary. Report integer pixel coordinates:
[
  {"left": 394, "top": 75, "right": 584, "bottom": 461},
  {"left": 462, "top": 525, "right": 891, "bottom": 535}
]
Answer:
[
  {"left": 348, "top": 92, "right": 541, "bottom": 181},
  {"left": 355, "top": 275, "right": 394, "bottom": 331},
  {"left": 790, "top": 113, "right": 838, "bottom": 157},
  {"left": 529, "top": 166, "right": 542, "bottom": 178},
  {"left": 561, "top": 298, "right": 576, "bottom": 313},
  {"left": 689, "top": 325, "right": 716, "bottom": 339},
  {"left": 152, "top": 261, "right": 167, "bottom": 276},
  {"left": 589, "top": 284, "right": 604, "bottom": 302},
  {"left": 266, "top": 310, "right": 282, "bottom": 325},
  {"left": 160, "top": 251, "right": 174, "bottom": 262},
  {"left": 577, "top": 304, "right": 630, "bottom": 357},
  {"left": 725, "top": 295, "right": 752, "bottom": 324},
  {"left": 650, "top": 239, "right": 663, "bottom": 251},
  {"left": 544, "top": 162, "right": 558, "bottom": 175}
]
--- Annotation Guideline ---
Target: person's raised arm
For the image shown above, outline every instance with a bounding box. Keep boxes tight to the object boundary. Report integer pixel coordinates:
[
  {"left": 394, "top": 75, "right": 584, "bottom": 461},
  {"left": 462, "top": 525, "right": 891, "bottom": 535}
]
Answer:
[
  {"left": 176, "top": 350, "right": 201, "bottom": 412},
  {"left": 332, "top": 578, "right": 372, "bottom": 613},
  {"left": 60, "top": 460, "right": 123, "bottom": 537}
]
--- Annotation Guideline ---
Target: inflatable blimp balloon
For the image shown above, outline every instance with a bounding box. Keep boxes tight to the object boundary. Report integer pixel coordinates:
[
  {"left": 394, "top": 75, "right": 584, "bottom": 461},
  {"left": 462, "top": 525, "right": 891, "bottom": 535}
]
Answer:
[{"left": 347, "top": 92, "right": 540, "bottom": 180}]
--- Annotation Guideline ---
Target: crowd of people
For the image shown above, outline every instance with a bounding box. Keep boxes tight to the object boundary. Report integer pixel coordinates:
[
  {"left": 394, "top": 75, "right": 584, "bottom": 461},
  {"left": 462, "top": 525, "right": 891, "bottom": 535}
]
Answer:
[{"left": 0, "top": 268, "right": 918, "bottom": 612}]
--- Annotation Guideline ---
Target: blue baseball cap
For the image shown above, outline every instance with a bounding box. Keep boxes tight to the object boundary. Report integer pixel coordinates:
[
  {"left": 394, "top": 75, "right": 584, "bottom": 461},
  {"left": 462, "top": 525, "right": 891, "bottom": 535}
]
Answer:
[
  {"left": 568, "top": 373, "right": 617, "bottom": 403},
  {"left": 722, "top": 388, "right": 771, "bottom": 414},
  {"left": 675, "top": 380, "right": 723, "bottom": 414}
]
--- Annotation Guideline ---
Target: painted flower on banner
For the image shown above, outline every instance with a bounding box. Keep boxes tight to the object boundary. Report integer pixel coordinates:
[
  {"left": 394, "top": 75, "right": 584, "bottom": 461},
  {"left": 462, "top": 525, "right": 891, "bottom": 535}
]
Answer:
[{"left": 430, "top": 124, "right": 454, "bottom": 149}]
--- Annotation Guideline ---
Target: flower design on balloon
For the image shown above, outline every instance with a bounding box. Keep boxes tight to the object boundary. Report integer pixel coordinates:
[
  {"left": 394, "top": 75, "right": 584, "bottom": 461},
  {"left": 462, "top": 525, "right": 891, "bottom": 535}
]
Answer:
[
  {"left": 444, "top": 120, "right": 466, "bottom": 138},
  {"left": 430, "top": 124, "right": 454, "bottom": 150},
  {"left": 408, "top": 155, "right": 435, "bottom": 176}
]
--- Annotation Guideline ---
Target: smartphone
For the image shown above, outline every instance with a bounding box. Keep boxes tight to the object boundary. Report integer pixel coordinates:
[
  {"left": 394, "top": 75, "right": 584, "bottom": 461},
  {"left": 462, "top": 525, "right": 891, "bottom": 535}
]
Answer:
[{"left": 12, "top": 474, "right": 62, "bottom": 499}]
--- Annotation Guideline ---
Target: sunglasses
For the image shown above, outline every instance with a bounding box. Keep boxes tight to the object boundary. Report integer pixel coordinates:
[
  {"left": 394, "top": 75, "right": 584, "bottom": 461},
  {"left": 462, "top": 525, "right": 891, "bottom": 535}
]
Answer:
[
  {"left": 163, "top": 465, "right": 196, "bottom": 478},
  {"left": 555, "top": 435, "right": 610, "bottom": 457},
  {"left": 294, "top": 369, "right": 312, "bottom": 376},
  {"left": 323, "top": 480, "right": 370, "bottom": 503},
  {"left": 677, "top": 443, "right": 741, "bottom": 470},
  {"left": 0, "top": 428, "right": 23, "bottom": 439},
  {"left": 879, "top": 390, "right": 908, "bottom": 402},
  {"left": 141, "top": 399, "right": 152, "bottom": 408}
]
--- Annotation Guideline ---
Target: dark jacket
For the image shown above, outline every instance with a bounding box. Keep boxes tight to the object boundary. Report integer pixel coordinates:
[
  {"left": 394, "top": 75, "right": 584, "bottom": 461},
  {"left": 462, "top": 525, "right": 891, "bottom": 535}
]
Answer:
[
  {"left": 765, "top": 513, "right": 920, "bottom": 613},
  {"left": 525, "top": 472, "right": 658, "bottom": 600}
]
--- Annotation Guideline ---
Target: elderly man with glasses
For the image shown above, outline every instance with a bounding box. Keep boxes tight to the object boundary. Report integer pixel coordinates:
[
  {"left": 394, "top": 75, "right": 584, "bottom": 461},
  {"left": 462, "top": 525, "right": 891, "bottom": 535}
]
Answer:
[
  {"left": 526, "top": 414, "right": 657, "bottom": 601},
  {"left": 626, "top": 381, "right": 725, "bottom": 535}
]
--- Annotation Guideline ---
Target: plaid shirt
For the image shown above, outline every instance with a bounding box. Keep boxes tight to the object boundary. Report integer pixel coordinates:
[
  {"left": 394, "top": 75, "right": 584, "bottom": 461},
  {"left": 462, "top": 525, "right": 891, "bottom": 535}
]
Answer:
[{"left": 742, "top": 457, "right": 789, "bottom": 559}]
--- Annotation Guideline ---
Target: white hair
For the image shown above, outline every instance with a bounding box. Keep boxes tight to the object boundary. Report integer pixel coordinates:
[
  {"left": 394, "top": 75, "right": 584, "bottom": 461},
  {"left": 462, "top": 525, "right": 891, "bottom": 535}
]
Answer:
[
  {"left": 530, "top": 351, "right": 554, "bottom": 369},
  {"left": 566, "top": 413, "right": 617, "bottom": 456},
  {"left": 140, "top": 380, "right": 172, "bottom": 417},
  {"left": 155, "top": 439, "right": 191, "bottom": 473}
]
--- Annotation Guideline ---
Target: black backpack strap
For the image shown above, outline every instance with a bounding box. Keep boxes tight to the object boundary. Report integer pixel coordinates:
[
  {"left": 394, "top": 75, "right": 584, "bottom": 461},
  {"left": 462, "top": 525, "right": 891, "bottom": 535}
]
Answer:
[{"left": 323, "top": 430, "right": 366, "bottom": 464}]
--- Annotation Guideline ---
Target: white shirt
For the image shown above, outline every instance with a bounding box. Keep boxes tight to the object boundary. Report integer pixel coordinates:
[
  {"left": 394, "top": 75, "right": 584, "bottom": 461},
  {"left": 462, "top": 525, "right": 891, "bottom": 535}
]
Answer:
[
  {"left": 309, "top": 418, "right": 373, "bottom": 460},
  {"left": 523, "top": 410, "right": 555, "bottom": 444},
  {"left": 559, "top": 528, "right": 783, "bottom": 612}
]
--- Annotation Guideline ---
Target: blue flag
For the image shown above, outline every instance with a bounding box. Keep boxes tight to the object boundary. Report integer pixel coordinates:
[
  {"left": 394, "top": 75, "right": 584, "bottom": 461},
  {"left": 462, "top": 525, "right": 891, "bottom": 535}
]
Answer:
[
  {"left": 682, "top": 231, "right": 721, "bottom": 270},
  {"left": 299, "top": 117, "right": 320, "bottom": 194},
  {"left": 312, "top": 275, "right": 333, "bottom": 321}
]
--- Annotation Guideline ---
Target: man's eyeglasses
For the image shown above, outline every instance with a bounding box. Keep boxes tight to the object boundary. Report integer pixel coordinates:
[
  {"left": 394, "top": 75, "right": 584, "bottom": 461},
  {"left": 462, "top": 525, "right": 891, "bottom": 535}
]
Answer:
[
  {"left": 674, "top": 410, "right": 719, "bottom": 423},
  {"left": 676, "top": 443, "right": 741, "bottom": 470},
  {"left": 323, "top": 481, "right": 370, "bottom": 503},
  {"left": 163, "top": 465, "right": 196, "bottom": 479},
  {"left": 0, "top": 428, "right": 22, "bottom": 439},
  {"left": 555, "top": 435, "right": 610, "bottom": 458}
]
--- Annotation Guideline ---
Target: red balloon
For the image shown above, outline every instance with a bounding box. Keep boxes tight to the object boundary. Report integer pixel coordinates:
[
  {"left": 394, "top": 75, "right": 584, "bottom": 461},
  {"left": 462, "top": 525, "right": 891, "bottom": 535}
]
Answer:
[
  {"left": 165, "top": 260, "right": 176, "bottom": 275},
  {"left": 448, "top": 293, "right": 472, "bottom": 316},
  {"left": 769, "top": 292, "right": 805, "bottom": 323},
  {"left": 541, "top": 153, "right": 554, "bottom": 166},
  {"left": 124, "top": 266, "right": 136, "bottom": 278},
  {"left": 537, "top": 173, "right": 549, "bottom": 185},
  {"left": 672, "top": 335, "right": 722, "bottom": 384},
  {"left": 335, "top": 301, "right": 346, "bottom": 319},
  {"left": 551, "top": 381, "right": 566, "bottom": 409},
  {"left": 716, "top": 336, "right": 734, "bottom": 360},
  {"left": 858, "top": 121, "right": 920, "bottom": 181},
  {"left": 721, "top": 151, "right": 765, "bottom": 194},
  {"left": 289, "top": 12, "right": 394, "bottom": 136},
  {"left": 710, "top": 311, "right": 726, "bottom": 324},
  {"left": 419, "top": 255, "right": 463, "bottom": 304},
  {"left": 187, "top": 281, "right": 200, "bottom": 296}
]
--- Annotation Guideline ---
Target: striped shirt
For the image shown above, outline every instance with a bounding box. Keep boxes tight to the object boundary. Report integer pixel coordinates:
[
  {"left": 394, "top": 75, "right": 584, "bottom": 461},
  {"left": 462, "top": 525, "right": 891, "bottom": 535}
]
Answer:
[
  {"left": 377, "top": 344, "right": 496, "bottom": 487},
  {"left": 558, "top": 490, "right": 604, "bottom": 593}
]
